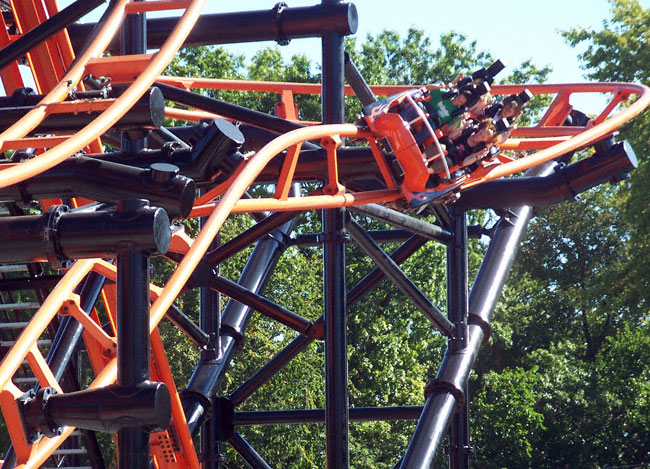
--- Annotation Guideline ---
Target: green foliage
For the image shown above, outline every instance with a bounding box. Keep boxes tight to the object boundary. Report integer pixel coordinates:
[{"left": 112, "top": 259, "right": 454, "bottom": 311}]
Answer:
[
  {"left": 347, "top": 30, "right": 492, "bottom": 86},
  {"left": 562, "top": 0, "right": 650, "bottom": 84},
  {"left": 563, "top": 0, "right": 650, "bottom": 312},
  {"left": 472, "top": 366, "right": 545, "bottom": 467}
]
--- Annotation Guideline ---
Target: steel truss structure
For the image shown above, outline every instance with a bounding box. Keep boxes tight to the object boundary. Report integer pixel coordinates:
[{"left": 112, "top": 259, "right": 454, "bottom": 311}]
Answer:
[{"left": 0, "top": 1, "right": 647, "bottom": 468}]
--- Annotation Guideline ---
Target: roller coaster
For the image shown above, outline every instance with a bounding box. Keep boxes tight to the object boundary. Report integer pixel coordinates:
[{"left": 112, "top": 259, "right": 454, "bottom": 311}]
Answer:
[{"left": 0, "top": 1, "right": 647, "bottom": 468}]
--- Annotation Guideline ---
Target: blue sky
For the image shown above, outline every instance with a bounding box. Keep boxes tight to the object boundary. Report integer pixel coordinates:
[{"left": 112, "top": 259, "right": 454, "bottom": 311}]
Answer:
[
  {"left": 212, "top": 0, "right": 642, "bottom": 83},
  {"left": 211, "top": 0, "right": 650, "bottom": 114},
  {"left": 65, "top": 0, "right": 650, "bottom": 114}
]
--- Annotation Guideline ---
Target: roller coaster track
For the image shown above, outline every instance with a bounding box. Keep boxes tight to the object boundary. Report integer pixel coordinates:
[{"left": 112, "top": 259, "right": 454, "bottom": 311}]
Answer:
[{"left": 0, "top": 1, "right": 648, "bottom": 468}]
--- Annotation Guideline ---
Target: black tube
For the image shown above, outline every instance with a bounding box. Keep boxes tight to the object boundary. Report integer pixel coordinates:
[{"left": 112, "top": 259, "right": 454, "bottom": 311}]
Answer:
[
  {"left": 0, "top": 86, "right": 164, "bottom": 135},
  {"left": 22, "top": 383, "right": 171, "bottom": 434},
  {"left": 0, "top": 0, "right": 106, "bottom": 71},
  {"left": 206, "top": 211, "right": 298, "bottom": 266},
  {"left": 323, "top": 208, "right": 349, "bottom": 469},
  {"left": 259, "top": 147, "right": 379, "bottom": 183},
  {"left": 238, "top": 123, "right": 320, "bottom": 152},
  {"left": 0, "top": 155, "right": 195, "bottom": 219},
  {"left": 117, "top": 249, "right": 151, "bottom": 465},
  {"left": 155, "top": 82, "right": 304, "bottom": 135},
  {"left": 0, "top": 88, "right": 108, "bottom": 108},
  {"left": 181, "top": 196, "right": 299, "bottom": 436},
  {"left": 0, "top": 202, "right": 171, "bottom": 264},
  {"left": 347, "top": 235, "right": 428, "bottom": 307},
  {"left": 165, "top": 304, "right": 211, "bottom": 348},
  {"left": 229, "top": 433, "right": 272, "bottom": 469},
  {"left": 68, "top": 3, "right": 358, "bottom": 52},
  {"left": 349, "top": 204, "right": 453, "bottom": 244},
  {"left": 47, "top": 271, "right": 107, "bottom": 381},
  {"left": 293, "top": 229, "right": 418, "bottom": 246},
  {"left": 228, "top": 332, "right": 316, "bottom": 407},
  {"left": 455, "top": 141, "right": 636, "bottom": 209},
  {"left": 85, "top": 119, "right": 244, "bottom": 187},
  {"left": 343, "top": 52, "right": 376, "bottom": 107},
  {"left": 322, "top": 5, "right": 349, "bottom": 465},
  {"left": 446, "top": 209, "right": 470, "bottom": 469},
  {"left": 117, "top": 3, "right": 150, "bottom": 454},
  {"left": 84, "top": 145, "right": 382, "bottom": 187},
  {"left": 210, "top": 275, "right": 313, "bottom": 334},
  {"left": 399, "top": 163, "right": 555, "bottom": 468}
]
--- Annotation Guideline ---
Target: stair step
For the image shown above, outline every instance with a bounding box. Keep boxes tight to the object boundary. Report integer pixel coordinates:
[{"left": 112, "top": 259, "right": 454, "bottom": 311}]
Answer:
[
  {"left": 53, "top": 448, "right": 88, "bottom": 456},
  {"left": 0, "top": 264, "right": 28, "bottom": 273},
  {"left": 0, "top": 302, "right": 40, "bottom": 310},
  {"left": 1, "top": 339, "right": 51, "bottom": 347}
]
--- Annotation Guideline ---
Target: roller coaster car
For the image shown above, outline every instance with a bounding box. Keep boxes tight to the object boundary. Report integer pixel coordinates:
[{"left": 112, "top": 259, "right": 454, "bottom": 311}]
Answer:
[{"left": 362, "top": 87, "right": 499, "bottom": 208}]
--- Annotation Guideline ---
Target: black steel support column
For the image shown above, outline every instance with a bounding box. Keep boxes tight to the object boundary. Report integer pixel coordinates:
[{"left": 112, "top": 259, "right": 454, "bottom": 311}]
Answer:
[
  {"left": 322, "top": 1, "right": 349, "bottom": 465},
  {"left": 181, "top": 201, "right": 298, "bottom": 438},
  {"left": 200, "top": 190, "right": 221, "bottom": 469},
  {"left": 116, "top": 249, "right": 150, "bottom": 468},
  {"left": 121, "top": 0, "right": 146, "bottom": 153},
  {"left": 323, "top": 207, "right": 349, "bottom": 468},
  {"left": 447, "top": 208, "right": 470, "bottom": 469},
  {"left": 399, "top": 163, "right": 556, "bottom": 468},
  {"left": 118, "top": 3, "right": 148, "bottom": 467}
]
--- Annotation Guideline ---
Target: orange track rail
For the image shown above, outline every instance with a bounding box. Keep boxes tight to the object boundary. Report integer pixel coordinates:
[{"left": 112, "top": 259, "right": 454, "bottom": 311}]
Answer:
[{"left": 157, "top": 77, "right": 650, "bottom": 213}]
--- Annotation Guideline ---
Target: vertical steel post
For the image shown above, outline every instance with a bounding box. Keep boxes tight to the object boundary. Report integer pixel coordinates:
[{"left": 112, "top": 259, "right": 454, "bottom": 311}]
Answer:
[
  {"left": 321, "top": 0, "right": 349, "bottom": 466},
  {"left": 120, "top": 0, "right": 146, "bottom": 153},
  {"left": 447, "top": 208, "right": 470, "bottom": 469},
  {"left": 116, "top": 233, "right": 151, "bottom": 467},
  {"left": 200, "top": 189, "right": 222, "bottom": 469},
  {"left": 118, "top": 3, "right": 148, "bottom": 467}
]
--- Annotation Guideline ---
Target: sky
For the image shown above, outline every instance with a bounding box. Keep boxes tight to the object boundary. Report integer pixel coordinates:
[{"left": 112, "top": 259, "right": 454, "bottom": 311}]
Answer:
[{"left": 65, "top": 0, "right": 650, "bottom": 114}]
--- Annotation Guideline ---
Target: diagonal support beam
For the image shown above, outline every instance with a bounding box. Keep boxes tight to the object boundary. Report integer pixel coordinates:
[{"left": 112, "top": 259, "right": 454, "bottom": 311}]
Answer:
[
  {"left": 346, "top": 217, "right": 454, "bottom": 337},
  {"left": 228, "top": 329, "right": 319, "bottom": 407},
  {"left": 206, "top": 211, "right": 298, "bottom": 266},
  {"left": 229, "top": 433, "right": 272, "bottom": 469},
  {"left": 210, "top": 275, "right": 313, "bottom": 335},
  {"left": 347, "top": 235, "right": 427, "bottom": 307},
  {"left": 349, "top": 204, "right": 453, "bottom": 244}
]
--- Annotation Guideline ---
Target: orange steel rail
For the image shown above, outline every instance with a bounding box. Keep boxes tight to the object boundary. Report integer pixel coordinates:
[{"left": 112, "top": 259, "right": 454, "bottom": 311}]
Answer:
[
  {"left": 0, "top": 0, "right": 207, "bottom": 190},
  {"left": 159, "top": 77, "right": 649, "bottom": 213}
]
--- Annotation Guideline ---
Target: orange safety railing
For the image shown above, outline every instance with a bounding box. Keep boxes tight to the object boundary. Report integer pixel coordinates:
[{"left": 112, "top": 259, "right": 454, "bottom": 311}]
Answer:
[{"left": 155, "top": 76, "right": 650, "bottom": 211}]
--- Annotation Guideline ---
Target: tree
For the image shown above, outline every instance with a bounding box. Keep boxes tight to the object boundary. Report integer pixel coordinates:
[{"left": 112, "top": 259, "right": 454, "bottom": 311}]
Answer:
[
  {"left": 563, "top": 0, "right": 650, "bottom": 312},
  {"left": 468, "top": 2, "right": 650, "bottom": 466}
]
